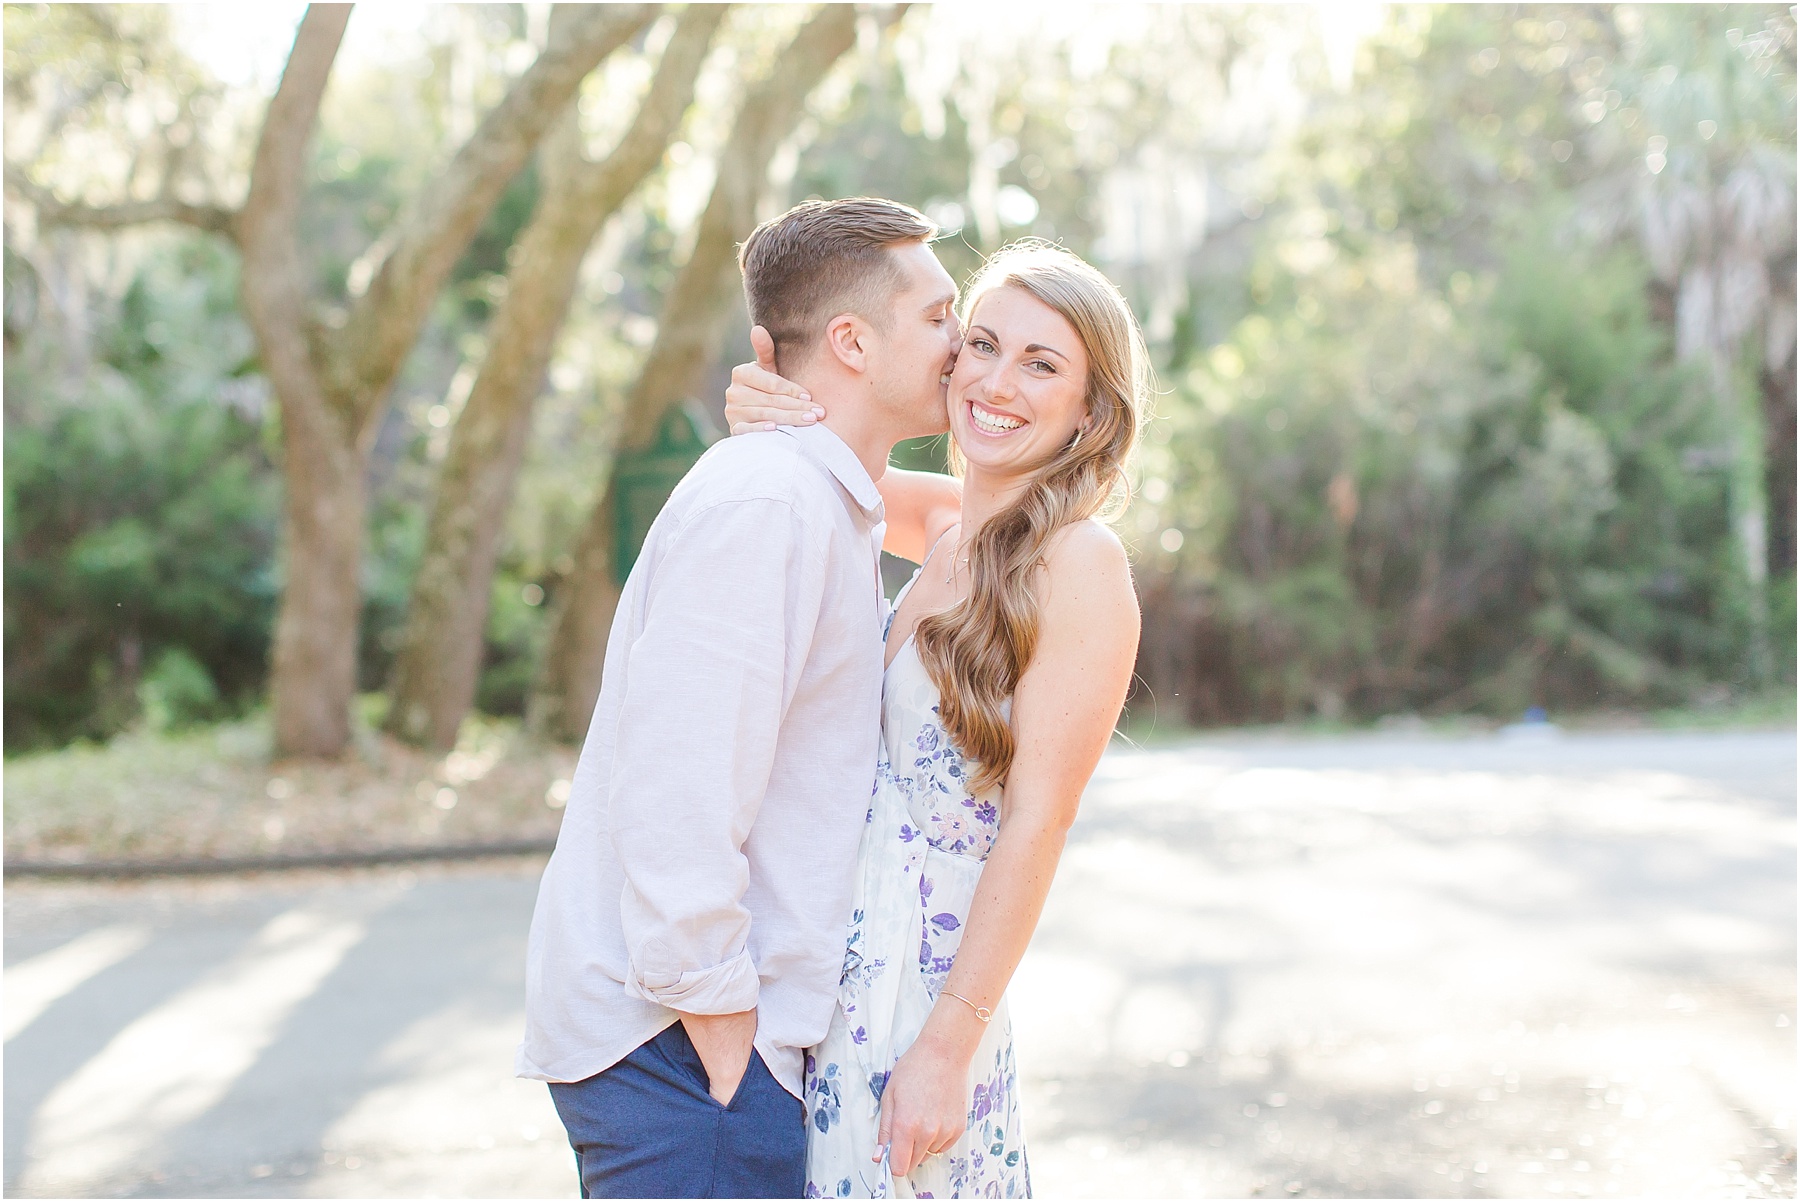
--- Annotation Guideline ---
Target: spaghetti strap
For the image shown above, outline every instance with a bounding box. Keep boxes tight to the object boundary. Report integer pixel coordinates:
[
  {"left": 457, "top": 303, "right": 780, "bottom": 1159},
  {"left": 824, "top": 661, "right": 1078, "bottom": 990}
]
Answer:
[
  {"left": 917, "top": 523, "right": 959, "bottom": 576},
  {"left": 884, "top": 525, "right": 957, "bottom": 669}
]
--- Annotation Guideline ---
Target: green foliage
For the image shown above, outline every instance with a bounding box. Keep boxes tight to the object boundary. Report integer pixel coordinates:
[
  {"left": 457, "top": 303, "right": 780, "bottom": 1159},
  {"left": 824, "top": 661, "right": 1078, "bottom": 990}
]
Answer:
[
  {"left": 477, "top": 569, "right": 543, "bottom": 717},
  {"left": 450, "top": 162, "right": 541, "bottom": 323},
  {"left": 4, "top": 241, "right": 279, "bottom": 750},
  {"left": 889, "top": 434, "right": 951, "bottom": 474},
  {"left": 138, "top": 647, "right": 222, "bottom": 731},
  {"left": 1128, "top": 4, "right": 1793, "bottom": 724},
  {"left": 299, "top": 139, "right": 410, "bottom": 301},
  {"left": 5, "top": 3, "right": 1790, "bottom": 750},
  {"left": 1140, "top": 217, "right": 1742, "bottom": 722},
  {"left": 358, "top": 488, "right": 427, "bottom": 692}
]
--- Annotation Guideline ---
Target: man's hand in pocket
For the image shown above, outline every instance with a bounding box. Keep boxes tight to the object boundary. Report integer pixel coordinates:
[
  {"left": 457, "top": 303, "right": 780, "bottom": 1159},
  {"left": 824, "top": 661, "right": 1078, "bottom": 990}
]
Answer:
[{"left": 678, "top": 1009, "right": 758, "bottom": 1106}]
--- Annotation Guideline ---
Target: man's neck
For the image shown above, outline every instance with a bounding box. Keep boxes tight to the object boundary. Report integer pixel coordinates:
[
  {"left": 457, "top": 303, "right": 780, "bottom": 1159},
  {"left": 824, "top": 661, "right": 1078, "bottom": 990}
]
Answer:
[{"left": 797, "top": 381, "right": 897, "bottom": 485}]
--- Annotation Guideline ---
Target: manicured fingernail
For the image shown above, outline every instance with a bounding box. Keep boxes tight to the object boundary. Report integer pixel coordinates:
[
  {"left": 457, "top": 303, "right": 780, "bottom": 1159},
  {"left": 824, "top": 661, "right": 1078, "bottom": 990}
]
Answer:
[
  {"left": 810, "top": 406, "right": 825, "bottom": 419},
  {"left": 802, "top": 412, "right": 818, "bottom": 423},
  {"left": 798, "top": 392, "right": 812, "bottom": 402}
]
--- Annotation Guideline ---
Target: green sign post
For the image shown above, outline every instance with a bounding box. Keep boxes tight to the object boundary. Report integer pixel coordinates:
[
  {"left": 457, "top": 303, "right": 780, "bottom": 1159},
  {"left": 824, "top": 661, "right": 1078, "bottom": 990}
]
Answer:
[{"left": 611, "top": 399, "right": 721, "bottom": 584}]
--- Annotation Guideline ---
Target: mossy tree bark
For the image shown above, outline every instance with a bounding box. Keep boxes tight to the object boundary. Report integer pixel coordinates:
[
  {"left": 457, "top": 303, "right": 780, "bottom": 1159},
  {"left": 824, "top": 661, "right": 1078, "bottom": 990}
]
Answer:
[
  {"left": 528, "top": 5, "right": 869, "bottom": 742},
  {"left": 384, "top": 6, "right": 726, "bottom": 750}
]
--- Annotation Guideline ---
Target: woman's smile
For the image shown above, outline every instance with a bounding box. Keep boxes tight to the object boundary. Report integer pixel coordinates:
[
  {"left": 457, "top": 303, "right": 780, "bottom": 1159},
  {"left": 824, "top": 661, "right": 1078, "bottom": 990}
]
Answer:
[{"left": 967, "top": 399, "right": 1027, "bottom": 436}]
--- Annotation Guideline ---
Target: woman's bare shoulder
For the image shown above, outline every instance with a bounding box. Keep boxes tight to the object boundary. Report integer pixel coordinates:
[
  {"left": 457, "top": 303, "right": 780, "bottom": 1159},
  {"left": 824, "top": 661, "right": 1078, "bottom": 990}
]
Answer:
[
  {"left": 1043, "top": 518, "right": 1131, "bottom": 579},
  {"left": 1038, "top": 519, "right": 1137, "bottom": 620}
]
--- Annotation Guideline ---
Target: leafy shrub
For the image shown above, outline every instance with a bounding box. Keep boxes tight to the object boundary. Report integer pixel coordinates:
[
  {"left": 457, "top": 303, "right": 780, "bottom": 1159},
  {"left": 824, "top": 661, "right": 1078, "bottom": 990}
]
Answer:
[
  {"left": 138, "top": 647, "right": 222, "bottom": 731},
  {"left": 1135, "top": 231, "right": 1742, "bottom": 723},
  {"left": 4, "top": 389, "right": 279, "bottom": 749},
  {"left": 4, "top": 238, "right": 279, "bottom": 751}
]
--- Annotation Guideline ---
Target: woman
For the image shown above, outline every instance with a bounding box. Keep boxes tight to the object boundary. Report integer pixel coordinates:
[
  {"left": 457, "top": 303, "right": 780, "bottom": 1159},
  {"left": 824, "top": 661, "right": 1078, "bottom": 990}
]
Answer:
[{"left": 725, "top": 242, "right": 1144, "bottom": 1198}]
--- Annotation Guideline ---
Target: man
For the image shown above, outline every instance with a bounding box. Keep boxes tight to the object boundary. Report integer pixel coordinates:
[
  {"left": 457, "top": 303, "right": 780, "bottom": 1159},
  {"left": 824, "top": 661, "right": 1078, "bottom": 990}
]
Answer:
[{"left": 517, "top": 197, "right": 962, "bottom": 1198}]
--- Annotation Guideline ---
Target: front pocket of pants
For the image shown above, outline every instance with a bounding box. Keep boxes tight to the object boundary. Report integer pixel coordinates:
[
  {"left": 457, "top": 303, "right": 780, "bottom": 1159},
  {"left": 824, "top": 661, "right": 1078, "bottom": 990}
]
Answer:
[
  {"left": 716, "top": 1048, "right": 765, "bottom": 1112},
  {"left": 657, "top": 1022, "right": 725, "bottom": 1104}
]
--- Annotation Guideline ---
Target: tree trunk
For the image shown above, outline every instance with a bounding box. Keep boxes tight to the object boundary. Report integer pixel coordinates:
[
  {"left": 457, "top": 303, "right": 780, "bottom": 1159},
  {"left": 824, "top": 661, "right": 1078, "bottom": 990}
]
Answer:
[
  {"left": 1763, "top": 355, "right": 1797, "bottom": 579},
  {"left": 1762, "top": 259, "right": 1796, "bottom": 580},
  {"left": 16, "top": 3, "right": 678, "bottom": 758},
  {"left": 245, "top": 4, "right": 652, "bottom": 757},
  {"left": 1691, "top": 334, "right": 1774, "bottom": 686},
  {"left": 385, "top": 6, "right": 724, "bottom": 749},
  {"left": 234, "top": 5, "right": 356, "bottom": 757},
  {"left": 530, "top": 6, "right": 864, "bottom": 742},
  {"left": 533, "top": 486, "right": 623, "bottom": 741},
  {"left": 269, "top": 398, "right": 368, "bottom": 755}
]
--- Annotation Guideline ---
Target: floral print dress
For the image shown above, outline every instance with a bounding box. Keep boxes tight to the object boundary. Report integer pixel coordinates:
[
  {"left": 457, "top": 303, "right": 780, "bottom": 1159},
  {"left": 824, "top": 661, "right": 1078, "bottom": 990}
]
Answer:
[{"left": 804, "top": 572, "right": 1030, "bottom": 1199}]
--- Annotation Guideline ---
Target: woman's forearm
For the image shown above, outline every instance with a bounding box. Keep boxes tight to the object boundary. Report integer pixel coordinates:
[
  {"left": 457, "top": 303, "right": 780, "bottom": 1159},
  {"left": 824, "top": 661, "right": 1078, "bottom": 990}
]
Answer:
[
  {"left": 877, "top": 467, "right": 963, "bottom": 563},
  {"left": 911, "top": 814, "right": 1071, "bottom": 1063}
]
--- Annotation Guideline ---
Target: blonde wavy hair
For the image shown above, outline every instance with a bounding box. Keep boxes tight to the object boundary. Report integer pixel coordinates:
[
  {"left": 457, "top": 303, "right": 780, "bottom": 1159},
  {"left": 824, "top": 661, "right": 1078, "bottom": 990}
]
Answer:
[{"left": 914, "top": 242, "right": 1147, "bottom": 793}]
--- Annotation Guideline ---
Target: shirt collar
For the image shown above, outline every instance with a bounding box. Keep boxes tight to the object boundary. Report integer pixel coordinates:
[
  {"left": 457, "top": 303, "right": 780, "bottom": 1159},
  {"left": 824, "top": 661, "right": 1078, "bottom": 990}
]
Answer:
[{"left": 778, "top": 423, "right": 884, "bottom": 520}]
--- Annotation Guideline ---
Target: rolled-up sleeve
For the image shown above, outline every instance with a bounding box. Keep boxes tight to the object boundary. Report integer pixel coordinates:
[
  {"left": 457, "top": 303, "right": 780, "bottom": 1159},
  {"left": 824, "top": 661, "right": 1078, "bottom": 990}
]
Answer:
[{"left": 607, "top": 497, "right": 824, "bottom": 1015}]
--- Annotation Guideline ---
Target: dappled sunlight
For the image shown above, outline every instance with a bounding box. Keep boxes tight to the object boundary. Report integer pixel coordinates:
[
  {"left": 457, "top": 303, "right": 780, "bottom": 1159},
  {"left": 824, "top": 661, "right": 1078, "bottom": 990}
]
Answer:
[
  {"left": 4, "top": 924, "right": 150, "bottom": 1043},
  {"left": 1010, "top": 730, "right": 1795, "bottom": 1196},
  {"left": 1, "top": 731, "right": 1790, "bottom": 1196},
  {"left": 15, "top": 904, "right": 374, "bottom": 1195},
  {"left": 308, "top": 1002, "right": 567, "bottom": 1198}
]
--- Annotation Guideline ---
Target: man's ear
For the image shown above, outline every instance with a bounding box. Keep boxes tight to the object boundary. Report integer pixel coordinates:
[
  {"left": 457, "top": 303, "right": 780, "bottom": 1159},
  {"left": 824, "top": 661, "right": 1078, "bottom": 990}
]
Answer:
[{"left": 822, "top": 312, "right": 871, "bottom": 373}]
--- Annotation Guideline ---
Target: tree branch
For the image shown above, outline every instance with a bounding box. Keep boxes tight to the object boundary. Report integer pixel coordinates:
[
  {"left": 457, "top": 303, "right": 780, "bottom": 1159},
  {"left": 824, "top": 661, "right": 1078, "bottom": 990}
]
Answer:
[
  {"left": 527, "top": 4, "right": 872, "bottom": 738},
  {"left": 6, "top": 162, "right": 238, "bottom": 239},
  {"left": 379, "top": 5, "right": 726, "bottom": 749},
  {"left": 566, "top": 5, "right": 726, "bottom": 215},
  {"left": 235, "top": 5, "right": 365, "bottom": 760},
  {"left": 328, "top": 3, "right": 659, "bottom": 435},
  {"left": 617, "top": 3, "right": 862, "bottom": 450},
  {"left": 236, "top": 3, "right": 353, "bottom": 430}
]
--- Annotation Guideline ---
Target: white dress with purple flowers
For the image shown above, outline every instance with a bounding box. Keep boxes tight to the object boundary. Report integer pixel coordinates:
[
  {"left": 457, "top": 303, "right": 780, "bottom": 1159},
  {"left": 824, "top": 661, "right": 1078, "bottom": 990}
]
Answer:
[{"left": 804, "top": 576, "right": 1030, "bottom": 1199}]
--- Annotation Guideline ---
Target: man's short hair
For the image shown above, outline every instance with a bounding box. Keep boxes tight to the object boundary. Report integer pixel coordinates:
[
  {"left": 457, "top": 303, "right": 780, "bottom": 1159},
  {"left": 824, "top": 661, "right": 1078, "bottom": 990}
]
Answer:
[{"left": 739, "top": 197, "right": 938, "bottom": 371}]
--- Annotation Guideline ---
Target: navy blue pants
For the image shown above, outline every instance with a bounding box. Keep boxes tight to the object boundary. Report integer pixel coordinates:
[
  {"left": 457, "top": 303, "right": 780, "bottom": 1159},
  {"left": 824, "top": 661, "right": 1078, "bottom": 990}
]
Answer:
[{"left": 549, "top": 1023, "right": 805, "bottom": 1198}]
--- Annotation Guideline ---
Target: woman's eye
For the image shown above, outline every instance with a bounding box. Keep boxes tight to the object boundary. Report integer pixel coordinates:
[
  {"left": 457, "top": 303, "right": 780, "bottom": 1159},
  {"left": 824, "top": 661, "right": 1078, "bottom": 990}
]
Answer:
[
  {"left": 1030, "top": 359, "right": 1056, "bottom": 374},
  {"left": 971, "top": 338, "right": 996, "bottom": 354}
]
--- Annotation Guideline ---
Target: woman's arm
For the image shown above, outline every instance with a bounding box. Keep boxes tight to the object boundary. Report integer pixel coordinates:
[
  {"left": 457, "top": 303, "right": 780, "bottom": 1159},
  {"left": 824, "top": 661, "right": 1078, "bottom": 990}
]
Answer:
[
  {"left": 875, "top": 521, "right": 1141, "bottom": 1177},
  {"left": 724, "top": 327, "right": 962, "bottom": 563},
  {"left": 876, "top": 467, "right": 961, "bottom": 564}
]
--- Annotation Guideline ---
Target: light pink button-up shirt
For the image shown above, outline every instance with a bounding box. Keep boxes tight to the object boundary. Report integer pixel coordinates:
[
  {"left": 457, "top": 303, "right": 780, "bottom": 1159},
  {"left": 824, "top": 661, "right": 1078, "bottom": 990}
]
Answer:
[{"left": 517, "top": 424, "right": 887, "bottom": 1099}]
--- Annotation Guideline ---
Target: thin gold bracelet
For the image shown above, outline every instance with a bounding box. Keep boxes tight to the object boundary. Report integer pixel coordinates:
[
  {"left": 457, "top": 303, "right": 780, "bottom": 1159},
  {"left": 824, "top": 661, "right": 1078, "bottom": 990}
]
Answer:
[{"left": 941, "top": 989, "right": 992, "bottom": 1023}]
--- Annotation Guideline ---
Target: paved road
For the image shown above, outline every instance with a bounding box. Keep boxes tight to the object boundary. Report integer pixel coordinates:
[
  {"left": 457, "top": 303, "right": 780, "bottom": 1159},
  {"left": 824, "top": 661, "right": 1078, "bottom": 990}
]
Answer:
[{"left": 6, "top": 729, "right": 1793, "bottom": 1198}]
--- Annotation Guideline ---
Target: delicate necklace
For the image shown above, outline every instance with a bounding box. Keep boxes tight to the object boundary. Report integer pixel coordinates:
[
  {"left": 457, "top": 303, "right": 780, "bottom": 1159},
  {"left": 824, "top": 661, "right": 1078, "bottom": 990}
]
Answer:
[{"left": 942, "top": 539, "right": 972, "bottom": 585}]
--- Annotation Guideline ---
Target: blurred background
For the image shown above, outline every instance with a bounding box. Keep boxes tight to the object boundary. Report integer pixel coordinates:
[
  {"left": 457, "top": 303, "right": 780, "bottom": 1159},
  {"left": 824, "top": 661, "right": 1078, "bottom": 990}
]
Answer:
[
  {"left": 3, "top": 4, "right": 1800, "bottom": 1194},
  {"left": 5, "top": 3, "right": 1793, "bottom": 768}
]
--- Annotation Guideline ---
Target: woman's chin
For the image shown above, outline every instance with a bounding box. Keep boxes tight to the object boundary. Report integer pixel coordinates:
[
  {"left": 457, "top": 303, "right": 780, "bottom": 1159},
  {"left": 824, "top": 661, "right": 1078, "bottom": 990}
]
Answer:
[{"left": 952, "top": 437, "right": 1040, "bottom": 481}]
